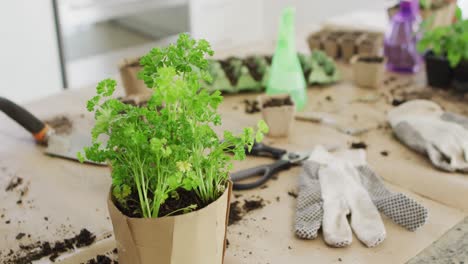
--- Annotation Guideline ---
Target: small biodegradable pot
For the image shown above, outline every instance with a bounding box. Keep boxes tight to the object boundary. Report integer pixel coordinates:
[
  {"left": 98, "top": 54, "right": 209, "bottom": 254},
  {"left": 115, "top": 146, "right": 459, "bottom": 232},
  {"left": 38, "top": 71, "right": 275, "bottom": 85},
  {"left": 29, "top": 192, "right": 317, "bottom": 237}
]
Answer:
[
  {"left": 307, "top": 31, "right": 324, "bottom": 51},
  {"left": 339, "top": 33, "right": 359, "bottom": 62},
  {"left": 356, "top": 33, "right": 383, "bottom": 56},
  {"left": 323, "top": 32, "right": 342, "bottom": 59},
  {"left": 108, "top": 182, "right": 232, "bottom": 264},
  {"left": 351, "top": 55, "right": 386, "bottom": 89},
  {"left": 119, "top": 57, "right": 153, "bottom": 97},
  {"left": 453, "top": 61, "right": 468, "bottom": 93},
  {"left": 424, "top": 51, "right": 453, "bottom": 89},
  {"left": 259, "top": 94, "right": 295, "bottom": 137}
]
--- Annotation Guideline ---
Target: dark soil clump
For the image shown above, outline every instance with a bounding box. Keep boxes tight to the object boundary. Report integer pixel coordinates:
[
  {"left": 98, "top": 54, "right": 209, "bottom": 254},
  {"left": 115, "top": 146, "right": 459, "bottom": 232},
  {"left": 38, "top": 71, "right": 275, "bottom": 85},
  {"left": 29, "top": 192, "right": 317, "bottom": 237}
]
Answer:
[
  {"left": 392, "top": 98, "right": 407, "bottom": 106},
  {"left": 15, "top": 233, "right": 26, "bottom": 240},
  {"left": 243, "top": 198, "right": 264, "bottom": 213},
  {"left": 350, "top": 142, "right": 368, "bottom": 149},
  {"left": 228, "top": 198, "right": 265, "bottom": 226},
  {"left": 358, "top": 56, "right": 384, "bottom": 63},
  {"left": 85, "top": 255, "right": 116, "bottom": 264},
  {"left": 263, "top": 96, "right": 294, "bottom": 108},
  {"left": 44, "top": 116, "right": 72, "bottom": 135},
  {"left": 6, "top": 177, "right": 23, "bottom": 191},
  {"left": 229, "top": 201, "right": 243, "bottom": 225},
  {"left": 244, "top": 99, "right": 261, "bottom": 114},
  {"left": 287, "top": 191, "right": 298, "bottom": 199},
  {"left": 4, "top": 229, "right": 96, "bottom": 264}
]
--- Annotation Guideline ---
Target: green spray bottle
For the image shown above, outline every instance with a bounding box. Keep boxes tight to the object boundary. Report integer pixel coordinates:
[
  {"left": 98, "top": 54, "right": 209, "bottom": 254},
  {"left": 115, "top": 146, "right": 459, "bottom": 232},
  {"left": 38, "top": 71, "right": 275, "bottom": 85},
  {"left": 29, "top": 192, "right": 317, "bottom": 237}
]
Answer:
[{"left": 266, "top": 7, "right": 307, "bottom": 110}]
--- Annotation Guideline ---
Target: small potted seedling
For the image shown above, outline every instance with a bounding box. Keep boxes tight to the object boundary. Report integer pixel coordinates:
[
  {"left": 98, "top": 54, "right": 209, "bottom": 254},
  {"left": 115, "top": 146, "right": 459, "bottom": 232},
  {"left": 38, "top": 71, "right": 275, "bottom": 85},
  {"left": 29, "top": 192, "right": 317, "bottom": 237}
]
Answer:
[
  {"left": 119, "top": 57, "right": 152, "bottom": 97},
  {"left": 79, "top": 34, "right": 268, "bottom": 264},
  {"left": 351, "top": 55, "right": 386, "bottom": 88},
  {"left": 259, "top": 94, "right": 295, "bottom": 137},
  {"left": 417, "top": 18, "right": 468, "bottom": 90}
]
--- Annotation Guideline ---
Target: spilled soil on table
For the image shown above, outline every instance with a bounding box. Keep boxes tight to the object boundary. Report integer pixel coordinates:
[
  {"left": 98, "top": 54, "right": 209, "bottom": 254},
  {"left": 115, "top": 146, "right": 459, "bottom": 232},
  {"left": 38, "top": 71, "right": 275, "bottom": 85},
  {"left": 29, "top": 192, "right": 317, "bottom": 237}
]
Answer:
[
  {"left": 228, "top": 197, "right": 265, "bottom": 226},
  {"left": 2, "top": 229, "right": 96, "bottom": 263},
  {"left": 44, "top": 116, "right": 72, "bottom": 135}
]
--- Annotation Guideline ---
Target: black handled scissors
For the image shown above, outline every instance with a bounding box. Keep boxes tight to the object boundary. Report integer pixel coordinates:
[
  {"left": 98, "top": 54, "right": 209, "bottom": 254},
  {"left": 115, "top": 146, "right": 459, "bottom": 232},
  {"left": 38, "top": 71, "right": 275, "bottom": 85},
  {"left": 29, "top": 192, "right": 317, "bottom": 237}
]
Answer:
[{"left": 230, "top": 143, "right": 310, "bottom": 190}]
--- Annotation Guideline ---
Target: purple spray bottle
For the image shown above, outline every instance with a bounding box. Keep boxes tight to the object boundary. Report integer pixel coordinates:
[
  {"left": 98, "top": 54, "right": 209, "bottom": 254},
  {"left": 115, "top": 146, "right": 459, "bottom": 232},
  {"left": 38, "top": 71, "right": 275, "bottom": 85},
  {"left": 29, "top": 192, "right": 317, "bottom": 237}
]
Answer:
[{"left": 384, "top": 0, "right": 422, "bottom": 73}]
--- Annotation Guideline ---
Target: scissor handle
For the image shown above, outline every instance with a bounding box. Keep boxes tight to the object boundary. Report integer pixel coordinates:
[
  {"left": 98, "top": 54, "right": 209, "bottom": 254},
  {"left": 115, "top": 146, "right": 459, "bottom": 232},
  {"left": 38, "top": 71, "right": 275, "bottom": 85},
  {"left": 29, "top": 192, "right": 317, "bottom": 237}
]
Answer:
[
  {"left": 248, "top": 142, "right": 287, "bottom": 159},
  {"left": 231, "top": 159, "right": 291, "bottom": 190}
]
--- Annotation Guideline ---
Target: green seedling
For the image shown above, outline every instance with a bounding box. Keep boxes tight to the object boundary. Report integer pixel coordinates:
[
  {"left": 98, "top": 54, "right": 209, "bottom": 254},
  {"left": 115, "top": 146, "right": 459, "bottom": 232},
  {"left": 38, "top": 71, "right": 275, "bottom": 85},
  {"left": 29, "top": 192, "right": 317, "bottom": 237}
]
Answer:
[{"left": 418, "top": 19, "right": 468, "bottom": 67}]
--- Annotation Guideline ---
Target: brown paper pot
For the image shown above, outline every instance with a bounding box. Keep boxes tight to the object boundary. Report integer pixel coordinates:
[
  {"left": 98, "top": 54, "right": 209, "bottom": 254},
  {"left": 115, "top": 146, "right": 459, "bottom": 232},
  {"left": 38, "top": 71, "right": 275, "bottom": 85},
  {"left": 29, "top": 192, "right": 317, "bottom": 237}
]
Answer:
[
  {"left": 108, "top": 182, "right": 232, "bottom": 264},
  {"left": 339, "top": 34, "right": 358, "bottom": 62},
  {"left": 323, "top": 33, "right": 341, "bottom": 59},
  {"left": 357, "top": 33, "right": 383, "bottom": 56},
  {"left": 351, "top": 55, "right": 386, "bottom": 89},
  {"left": 307, "top": 31, "right": 324, "bottom": 51},
  {"left": 259, "top": 95, "right": 295, "bottom": 137},
  {"left": 119, "top": 57, "right": 152, "bottom": 97}
]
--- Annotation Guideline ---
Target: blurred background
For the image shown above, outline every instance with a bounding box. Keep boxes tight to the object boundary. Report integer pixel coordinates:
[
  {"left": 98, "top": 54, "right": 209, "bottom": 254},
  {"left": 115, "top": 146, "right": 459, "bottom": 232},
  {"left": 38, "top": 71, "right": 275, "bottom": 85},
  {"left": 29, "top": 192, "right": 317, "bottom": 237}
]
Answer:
[{"left": 1, "top": 0, "right": 467, "bottom": 103}]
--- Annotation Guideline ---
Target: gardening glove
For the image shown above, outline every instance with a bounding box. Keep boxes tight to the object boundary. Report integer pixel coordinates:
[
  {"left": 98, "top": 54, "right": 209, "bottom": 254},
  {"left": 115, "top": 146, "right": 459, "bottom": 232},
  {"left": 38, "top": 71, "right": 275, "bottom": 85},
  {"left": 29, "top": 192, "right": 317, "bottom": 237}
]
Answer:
[
  {"left": 295, "top": 146, "right": 428, "bottom": 247},
  {"left": 388, "top": 100, "right": 468, "bottom": 172}
]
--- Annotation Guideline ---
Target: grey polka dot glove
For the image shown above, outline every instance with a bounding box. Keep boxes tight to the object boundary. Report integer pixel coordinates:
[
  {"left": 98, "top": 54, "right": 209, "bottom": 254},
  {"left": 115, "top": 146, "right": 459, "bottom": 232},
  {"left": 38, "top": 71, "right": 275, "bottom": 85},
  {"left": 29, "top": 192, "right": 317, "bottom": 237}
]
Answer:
[
  {"left": 388, "top": 100, "right": 468, "bottom": 172},
  {"left": 295, "top": 147, "right": 428, "bottom": 246}
]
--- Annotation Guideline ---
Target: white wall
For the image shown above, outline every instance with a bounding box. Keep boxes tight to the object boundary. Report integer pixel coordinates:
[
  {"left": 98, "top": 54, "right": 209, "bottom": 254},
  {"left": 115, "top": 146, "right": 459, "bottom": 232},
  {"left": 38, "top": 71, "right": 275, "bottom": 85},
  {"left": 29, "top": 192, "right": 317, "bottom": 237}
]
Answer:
[
  {"left": 189, "top": 0, "right": 386, "bottom": 48},
  {"left": 0, "top": 0, "right": 63, "bottom": 103},
  {"left": 262, "top": 0, "right": 387, "bottom": 39}
]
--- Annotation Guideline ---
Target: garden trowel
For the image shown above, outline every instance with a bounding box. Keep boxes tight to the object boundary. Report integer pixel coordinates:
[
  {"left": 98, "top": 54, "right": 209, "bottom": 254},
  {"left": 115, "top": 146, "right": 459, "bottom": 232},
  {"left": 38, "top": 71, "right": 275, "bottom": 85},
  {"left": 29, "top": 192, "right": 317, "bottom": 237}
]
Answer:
[{"left": 0, "top": 97, "right": 104, "bottom": 165}]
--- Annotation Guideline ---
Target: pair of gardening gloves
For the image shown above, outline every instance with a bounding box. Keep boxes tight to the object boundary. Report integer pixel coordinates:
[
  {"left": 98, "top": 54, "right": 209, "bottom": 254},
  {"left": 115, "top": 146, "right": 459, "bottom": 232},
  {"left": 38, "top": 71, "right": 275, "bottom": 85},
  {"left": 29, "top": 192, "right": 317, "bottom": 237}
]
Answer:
[
  {"left": 295, "top": 146, "right": 428, "bottom": 247},
  {"left": 388, "top": 100, "right": 468, "bottom": 172}
]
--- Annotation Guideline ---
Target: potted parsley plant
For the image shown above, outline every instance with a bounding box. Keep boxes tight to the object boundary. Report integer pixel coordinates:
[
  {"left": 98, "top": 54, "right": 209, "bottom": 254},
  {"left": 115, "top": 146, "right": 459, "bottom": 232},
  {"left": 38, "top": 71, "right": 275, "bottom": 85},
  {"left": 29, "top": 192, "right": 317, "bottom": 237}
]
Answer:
[{"left": 79, "top": 33, "right": 268, "bottom": 264}]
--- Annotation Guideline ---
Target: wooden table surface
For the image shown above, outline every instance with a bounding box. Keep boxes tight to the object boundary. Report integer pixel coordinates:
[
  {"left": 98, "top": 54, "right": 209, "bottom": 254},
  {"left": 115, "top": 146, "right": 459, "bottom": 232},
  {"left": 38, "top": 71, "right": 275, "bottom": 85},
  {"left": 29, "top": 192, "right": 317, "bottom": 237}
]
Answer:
[{"left": 1, "top": 43, "right": 468, "bottom": 263}]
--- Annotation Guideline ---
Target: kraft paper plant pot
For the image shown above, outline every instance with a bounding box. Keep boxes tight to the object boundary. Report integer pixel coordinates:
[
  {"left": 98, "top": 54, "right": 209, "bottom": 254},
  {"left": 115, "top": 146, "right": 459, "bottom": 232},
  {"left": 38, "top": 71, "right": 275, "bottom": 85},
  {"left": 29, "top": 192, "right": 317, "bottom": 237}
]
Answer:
[
  {"left": 323, "top": 33, "right": 341, "bottom": 59},
  {"left": 307, "top": 31, "right": 324, "bottom": 51},
  {"left": 424, "top": 51, "right": 453, "bottom": 89},
  {"left": 259, "top": 94, "right": 295, "bottom": 137},
  {"left": 339, "top": 34, "right": 358, "bottom": 62},
  {"left": 357, "top": 33, "right": 383, "bottom": 56},
  {"left": 108, "top": 182, "right": 232, "bottom": 264},
  {"left": 119, "top": 57, "right": 152, "bottom": 97},
  {"left": 351, "top": 55, "right": 386, "bottom": 89}
]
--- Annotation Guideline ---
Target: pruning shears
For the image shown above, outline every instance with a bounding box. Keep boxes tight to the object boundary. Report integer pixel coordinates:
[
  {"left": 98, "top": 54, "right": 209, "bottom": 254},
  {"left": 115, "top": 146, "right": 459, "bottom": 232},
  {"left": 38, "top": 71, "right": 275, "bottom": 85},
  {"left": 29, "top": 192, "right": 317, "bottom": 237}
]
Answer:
[{"left": 230, "top": 143, "right": 311, "bottom": 190}]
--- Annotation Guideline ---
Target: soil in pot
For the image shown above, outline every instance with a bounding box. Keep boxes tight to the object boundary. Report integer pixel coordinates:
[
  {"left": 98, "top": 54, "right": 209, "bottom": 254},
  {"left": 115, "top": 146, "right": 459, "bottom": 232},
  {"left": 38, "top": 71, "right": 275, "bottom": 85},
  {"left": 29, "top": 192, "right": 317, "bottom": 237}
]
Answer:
[
  {"left": 358, "top": 56, "right": 385, "bottom": 63},
  {"left": 244, "top": 57, "right": 264, "bottom": 82},
  {"left": 262, "top": 96, "right": 294, "bottom": 108},
  {"left": 424, "top": 52, "right": 453, "bottom": 89},
  {"left": 116, "top": 187, "right": 213, "bottom": 218},
  {"left": 219, "top": 58, "right": 240, "bottom": 86}
]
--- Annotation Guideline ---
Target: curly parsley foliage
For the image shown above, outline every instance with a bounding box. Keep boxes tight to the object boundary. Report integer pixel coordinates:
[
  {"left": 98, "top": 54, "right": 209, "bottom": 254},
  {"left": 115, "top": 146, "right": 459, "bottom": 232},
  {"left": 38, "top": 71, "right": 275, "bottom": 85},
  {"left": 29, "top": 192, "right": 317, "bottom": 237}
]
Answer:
[{"left": 79, "top": 34, "right": 268, "bottom": 218}]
